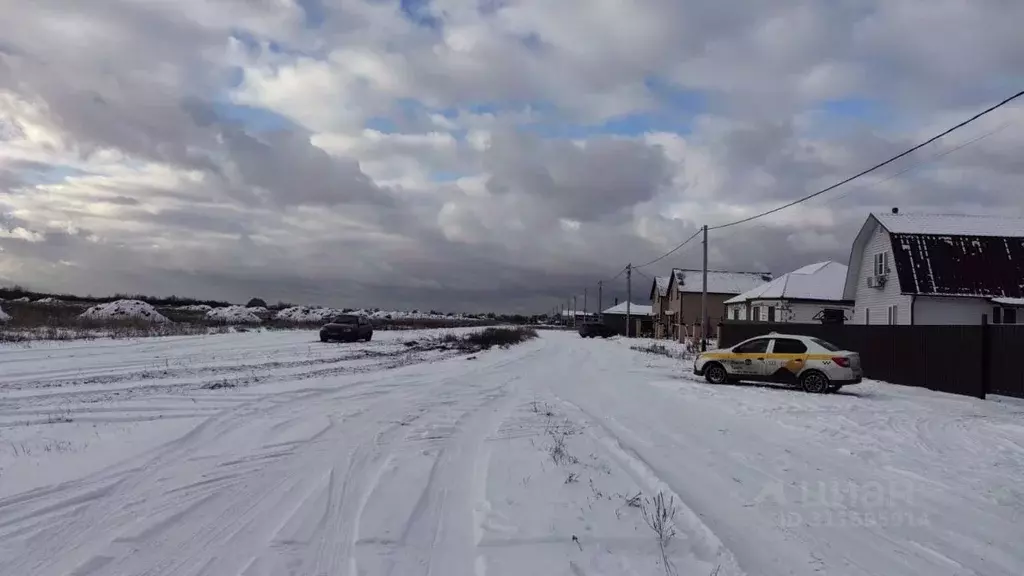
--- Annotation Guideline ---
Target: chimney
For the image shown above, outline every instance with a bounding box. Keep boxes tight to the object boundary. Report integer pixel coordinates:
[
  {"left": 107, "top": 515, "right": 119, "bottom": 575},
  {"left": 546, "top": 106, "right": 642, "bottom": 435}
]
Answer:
[
  {"left": 892, "top": 207, "right": 899, "bottom": 214},
  {"left": 614, "top": 297, "right": 619, "bottom": 306}
]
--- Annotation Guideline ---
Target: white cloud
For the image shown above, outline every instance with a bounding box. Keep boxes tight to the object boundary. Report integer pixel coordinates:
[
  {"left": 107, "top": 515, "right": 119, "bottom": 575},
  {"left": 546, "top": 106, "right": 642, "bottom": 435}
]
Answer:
[{"left": 0, "top": 0, "right": 1021, "bottom": 311}]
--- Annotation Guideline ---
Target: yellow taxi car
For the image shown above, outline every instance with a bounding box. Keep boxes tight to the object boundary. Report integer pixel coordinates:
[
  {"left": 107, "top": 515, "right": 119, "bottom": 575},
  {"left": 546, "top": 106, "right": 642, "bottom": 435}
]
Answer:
[{"left": 693, "top": 333, "right": 862, "bottom": 393}]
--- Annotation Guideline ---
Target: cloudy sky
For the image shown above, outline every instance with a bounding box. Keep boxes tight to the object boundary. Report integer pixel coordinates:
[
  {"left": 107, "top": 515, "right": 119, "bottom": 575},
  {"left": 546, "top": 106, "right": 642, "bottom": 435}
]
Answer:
[{"left": 1, "top": 1, "right": 1022, "bottom": 312}]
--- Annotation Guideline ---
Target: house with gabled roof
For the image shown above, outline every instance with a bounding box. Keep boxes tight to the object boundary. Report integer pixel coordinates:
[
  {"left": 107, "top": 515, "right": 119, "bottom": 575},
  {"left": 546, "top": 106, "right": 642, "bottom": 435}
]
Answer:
[
  {"left": 664, "top": 268, "right": 773, "bottom": 340},
  {"left": 648, "top": 275, "right": 671, "bottom": 338},
  {"left": 601, "top": 301, "right": 653, "bottom": 336},
  {"left": 725, "top": 261, "right": 853, "bottom": 323},
  {"left": 845, "top": 210, "right": 1024, "bottom": 325}
]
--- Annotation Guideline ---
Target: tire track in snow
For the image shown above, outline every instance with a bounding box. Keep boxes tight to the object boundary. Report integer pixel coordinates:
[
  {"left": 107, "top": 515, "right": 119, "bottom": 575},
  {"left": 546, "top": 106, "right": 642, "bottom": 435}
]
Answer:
[
  {"left": 377, "top": 380, "right": 517, "bottom": 576},
  {"left": 553, "top": 397, "right": 745, "bottom": 576},
  {"left": 0, "top": 339, "right": 544, "bottom": 576}
]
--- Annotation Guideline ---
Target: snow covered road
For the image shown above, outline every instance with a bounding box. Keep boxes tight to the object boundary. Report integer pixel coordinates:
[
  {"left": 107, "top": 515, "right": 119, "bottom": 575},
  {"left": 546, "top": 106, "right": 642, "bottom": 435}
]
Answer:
[{"left": 2, "top": 330, "right": 1022, "bottom": 575}]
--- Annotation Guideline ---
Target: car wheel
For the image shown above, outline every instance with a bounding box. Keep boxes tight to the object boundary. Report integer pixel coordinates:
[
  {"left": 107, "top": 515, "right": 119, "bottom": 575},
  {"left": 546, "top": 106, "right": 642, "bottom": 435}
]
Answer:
[
  {"left": 801, "top": 370, "right": 830, "bottom": 394},
  {"left": 704, "top": 363, "right": 728, "bottom": 385},
  {"left": 320, "top": 336, "right": 328, "bottom": 342},
  {"left": 365, "top": 333, "right": 373, "bottom": 342}
]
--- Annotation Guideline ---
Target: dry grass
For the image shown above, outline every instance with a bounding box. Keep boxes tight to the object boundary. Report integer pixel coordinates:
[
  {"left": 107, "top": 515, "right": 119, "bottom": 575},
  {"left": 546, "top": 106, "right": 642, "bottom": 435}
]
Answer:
[{"left": 641, "top": 492, "right": 679, "bottom": 576}]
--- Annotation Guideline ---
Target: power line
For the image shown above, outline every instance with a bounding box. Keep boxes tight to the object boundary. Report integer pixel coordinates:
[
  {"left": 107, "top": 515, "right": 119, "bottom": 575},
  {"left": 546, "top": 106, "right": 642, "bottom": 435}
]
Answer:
[
  {"left": 826, "top": 121, "right": 1012, "bottom": 205},
  {"left": 709, "top": 89, "right": 1024, "bottom": 231},
  {"left": 602, "top": 265, "right": 630, "bottom": 283},
  {"left": 633, "top": 268, "right": 655, "bottom": 281},
  {"left": 634, "top": 229, "right": 702, "bottom": 269}
]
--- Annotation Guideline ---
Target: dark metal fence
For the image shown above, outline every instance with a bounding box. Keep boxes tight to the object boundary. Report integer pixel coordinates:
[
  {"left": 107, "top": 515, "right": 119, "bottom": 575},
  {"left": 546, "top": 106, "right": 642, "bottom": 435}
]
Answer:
[{"left": 718, "top": 321, "right": 1024, "bottom": 400}]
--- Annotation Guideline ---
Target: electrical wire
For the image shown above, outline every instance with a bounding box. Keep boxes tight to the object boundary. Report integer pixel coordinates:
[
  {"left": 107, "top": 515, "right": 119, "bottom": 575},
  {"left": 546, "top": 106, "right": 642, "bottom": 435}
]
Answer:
[
  {"left": 568, "top": 89, "right": 1022, "bottom": 311},
  {"left": 601, "top": 265, "right": 630, "bottom": 284},
  {"left": 708, "top": 89, "right": 1024, "bottom": 231},
  {"left": 825, "top": 121, "right": 1012, "bottom": 205},
  {"left": 634, "top": 228, "right": 702, "bottom": 269}
]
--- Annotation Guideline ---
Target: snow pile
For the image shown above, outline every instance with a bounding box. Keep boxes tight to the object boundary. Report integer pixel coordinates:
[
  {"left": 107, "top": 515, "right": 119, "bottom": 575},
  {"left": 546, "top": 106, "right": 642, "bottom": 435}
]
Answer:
[
  {"left": 79, "top": 300, "right": 169, "bottom": 323},
  {"left": 177, "top": 304, "right": 212, "bottom": 312},
  {"left": 0, "top": 305, "right": 10, "bottom": 322},
  {"left": 12, "top": 296, "right": 31, "bottom": 303},
  {"left": 274, "top": 306, "right": 340, "bottom": 323},
  {"left": 246, "top": 306, "right": 269, "bottom": 316},
  {"left": 34, "top": 297, "right": 65, "bottom": 305},
  {"left": 205, "top": 305, "right": 261, "bottom": 324}
]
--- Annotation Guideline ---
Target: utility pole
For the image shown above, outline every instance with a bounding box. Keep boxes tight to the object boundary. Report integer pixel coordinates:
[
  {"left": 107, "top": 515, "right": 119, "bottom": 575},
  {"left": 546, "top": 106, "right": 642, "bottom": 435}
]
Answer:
[
  {"left": 572, "top": 295, "right": 578, "bottom": 327},
  {"left": 583, "top": 288, "right": 588, "bottom": 321},
  {"left": 626, "top": 263, "right": 632, "bottom": 337},
  {"left": 701, "top": 224, "right": 708, "bottom": 352},
  {"left": 598, "top": 281, "right": 603, "bottom": 316}
]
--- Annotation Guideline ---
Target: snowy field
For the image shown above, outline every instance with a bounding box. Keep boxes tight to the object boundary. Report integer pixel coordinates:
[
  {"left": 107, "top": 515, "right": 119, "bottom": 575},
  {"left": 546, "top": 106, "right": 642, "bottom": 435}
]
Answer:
[{"left": 1, "top": 330, "right": 1022, "bottom": 576}]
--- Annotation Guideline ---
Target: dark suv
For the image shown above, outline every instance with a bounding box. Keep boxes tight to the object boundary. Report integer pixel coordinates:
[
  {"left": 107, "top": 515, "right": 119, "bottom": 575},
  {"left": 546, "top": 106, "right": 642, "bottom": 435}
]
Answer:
[
  {"left": 320, "top": 315, "right": 373, "bottom": 342},
  {"left": 578, "top": 322, "right": 614, "bottom": 338}
]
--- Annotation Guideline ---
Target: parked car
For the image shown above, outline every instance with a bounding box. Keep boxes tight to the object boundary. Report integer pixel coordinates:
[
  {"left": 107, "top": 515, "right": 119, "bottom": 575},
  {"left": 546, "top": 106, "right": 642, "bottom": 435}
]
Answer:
[
  {"left": 692, "top": 333, "right": 861, "bottom": 393},
  {"left": 320, "top": 314, "right": 373, "bottom": 342},
  {"left": 578, "top": 322, "right": 615, "bottom": 338}
]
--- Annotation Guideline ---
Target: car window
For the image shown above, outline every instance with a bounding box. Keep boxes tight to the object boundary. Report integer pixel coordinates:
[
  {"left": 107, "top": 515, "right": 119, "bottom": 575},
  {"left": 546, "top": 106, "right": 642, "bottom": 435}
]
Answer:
[
  {"left": 772, "top": 338, "right": 808, "bottom": 354},
  {"left": 333, "top": 315, "right": 358, "bottom": 324},
  {"left": 811, "top": 337, "right": 842, "bottom": 352},
  {"left": 733, "top": 339, "right": 769, "bottom": 354}
]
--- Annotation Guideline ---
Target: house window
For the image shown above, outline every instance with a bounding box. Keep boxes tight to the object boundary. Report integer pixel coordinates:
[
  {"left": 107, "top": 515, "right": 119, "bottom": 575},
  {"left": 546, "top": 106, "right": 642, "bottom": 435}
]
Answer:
[
  {"left": 751, "top": 306, "right": 760, "bottom": 321},
  {"left": 873, "top": 252, "right": 890, "bottom": 276},
  {"left": 887, "top": 304, "right": 898, "bottom": 325},
  {"left": 995, "top": 307, "right": 1018, "bottom": 324},
  {"left": 731, "top": 308, "right": 739, "bottom": 320},
  {"left": 767, "top": 306, "right": 776, "bottom": 322},
  {"left": 865, "top": 308, "right": 871, "bottom": 325}
]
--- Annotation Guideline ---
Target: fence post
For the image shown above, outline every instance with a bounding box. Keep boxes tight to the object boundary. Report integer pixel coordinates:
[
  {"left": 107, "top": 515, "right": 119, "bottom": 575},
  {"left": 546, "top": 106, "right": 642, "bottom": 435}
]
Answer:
[{"left": 980, "top": 314, "right": 990, "bottom": 399}]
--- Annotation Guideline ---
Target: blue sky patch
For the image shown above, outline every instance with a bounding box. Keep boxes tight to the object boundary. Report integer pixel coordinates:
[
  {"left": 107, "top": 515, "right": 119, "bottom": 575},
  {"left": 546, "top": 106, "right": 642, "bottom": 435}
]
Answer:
[
  {"left": 429, "top": 170, "right": 465, "bottom": 182},
  {"left": 19, "top": 164, "right": 91, "bottom": 186},
  {"left": 399, "top": 0, "right": 442, "bottom": 29},
  {"left": 212, "top": 102, "right": 298, "bottom": 132},
  {"left": 296, "top": 0, "right": 327, "bottom": 28},
  {"left": 818, "top": 97, "right": 892, "bottom": 124},
  {"left": 365, "top": 116, "right": 399, "bottom": 133}
]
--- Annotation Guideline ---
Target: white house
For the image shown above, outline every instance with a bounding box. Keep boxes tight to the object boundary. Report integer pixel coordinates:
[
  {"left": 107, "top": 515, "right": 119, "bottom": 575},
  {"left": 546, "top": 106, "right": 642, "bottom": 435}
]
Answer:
[
  {"left": 724, "top": 261, "right": 853, "bottom": 323},
  {"left": 844, "top": 211, "right": 1024, "bottom": 325}
]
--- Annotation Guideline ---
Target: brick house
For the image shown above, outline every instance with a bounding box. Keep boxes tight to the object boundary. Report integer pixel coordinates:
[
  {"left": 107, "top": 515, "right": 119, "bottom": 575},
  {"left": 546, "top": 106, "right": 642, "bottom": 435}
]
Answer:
[
  {"left": 649, "top": 275, "right": 672, "bottom": 338},
  {"left": 664, "top": 269, "right": 773, "bottom": 341}
]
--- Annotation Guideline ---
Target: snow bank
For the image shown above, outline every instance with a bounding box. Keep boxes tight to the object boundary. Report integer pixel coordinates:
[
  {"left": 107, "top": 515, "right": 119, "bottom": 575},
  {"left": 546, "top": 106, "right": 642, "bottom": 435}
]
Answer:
[
  {"left": 177, "top": 304, "right": 212, "bottom": 312},
  {"left": 34, "top": 297, "right": 65, "bottom": 305},
  {"left": 274, "top": 306, "right": 339, "bottom": 323},
  {"left": 79, "top": 300, "right": 169, "bottom": 323},
  {"left": 12, "top": 296, "right": 31, "bottom": 303},
  {"left": 0, "top": 305, "right": 10, "bottom": 322},
  {"left": 205, "top": 305, "right": 261, "bottom": 324}
]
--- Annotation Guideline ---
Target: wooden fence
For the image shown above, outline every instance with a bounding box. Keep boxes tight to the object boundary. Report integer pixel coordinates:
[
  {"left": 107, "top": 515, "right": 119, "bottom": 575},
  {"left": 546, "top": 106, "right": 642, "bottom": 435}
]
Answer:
[{"left": 719, "top": 321, "right": 1024, "bottom": 400}]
